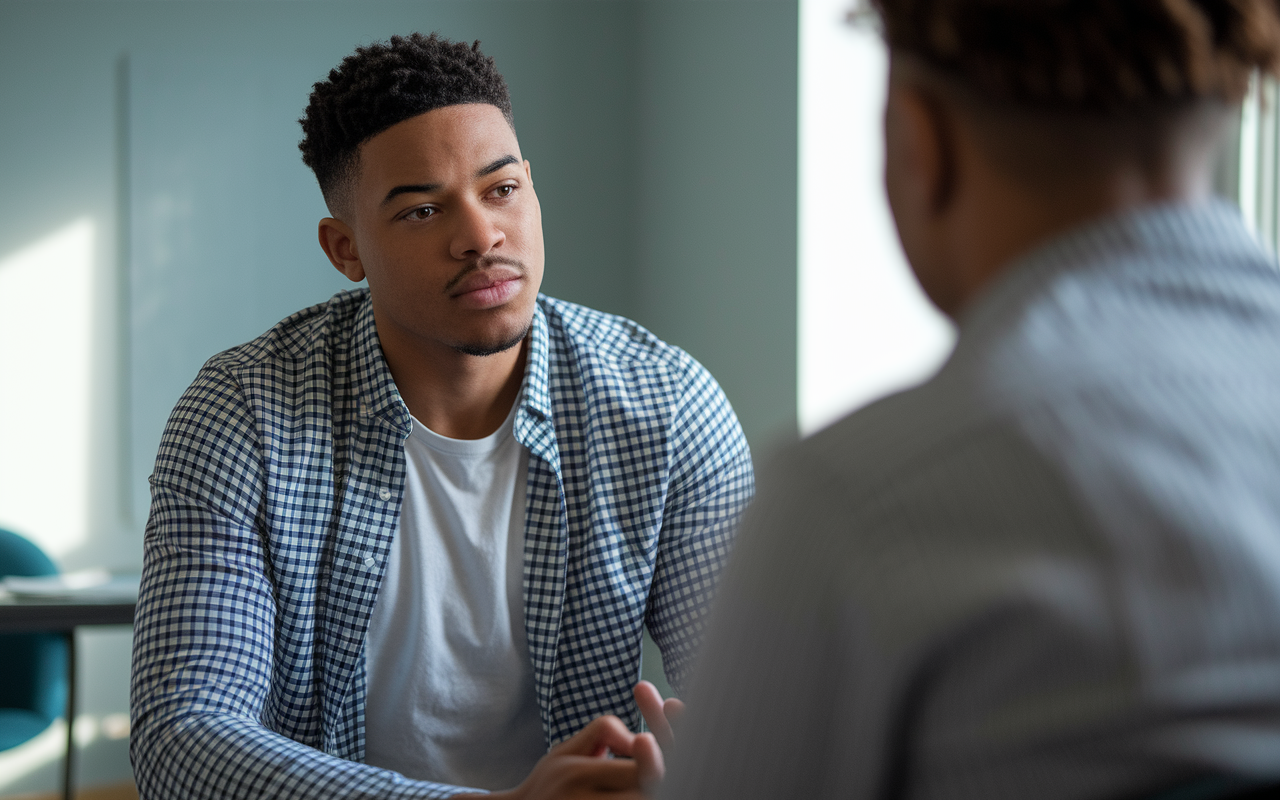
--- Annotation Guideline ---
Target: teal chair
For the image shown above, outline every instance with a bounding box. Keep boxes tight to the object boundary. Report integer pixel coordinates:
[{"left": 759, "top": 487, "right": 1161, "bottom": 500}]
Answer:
[{"left": 0, "top": 527, "right": 67, "bottom": 750}]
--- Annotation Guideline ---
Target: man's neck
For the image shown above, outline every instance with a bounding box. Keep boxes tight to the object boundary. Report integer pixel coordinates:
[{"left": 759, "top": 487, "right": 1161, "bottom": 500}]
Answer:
[
  {"left": 926, "top": 95, "right": 1226, "bottom": 317},
  {"left": 374, "top": 315, "right": 529, "bottom": 440},
  {"left": 945, "top": 163, "right": 1213, "bottom": 316}
]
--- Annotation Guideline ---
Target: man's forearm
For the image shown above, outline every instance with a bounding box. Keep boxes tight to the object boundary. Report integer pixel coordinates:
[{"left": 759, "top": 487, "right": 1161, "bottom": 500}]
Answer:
[{"left": 132, "top": 710, "right": 475, "bottom": 800}]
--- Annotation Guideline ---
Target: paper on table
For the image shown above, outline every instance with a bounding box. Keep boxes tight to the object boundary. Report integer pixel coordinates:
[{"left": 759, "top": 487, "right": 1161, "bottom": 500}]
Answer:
[{"left": 1, "top": 570, "right": 140, "bottom": 600}]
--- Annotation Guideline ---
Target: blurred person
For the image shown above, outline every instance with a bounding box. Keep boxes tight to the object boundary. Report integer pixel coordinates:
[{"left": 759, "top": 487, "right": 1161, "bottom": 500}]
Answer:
[
  {"left": 129, "top": 33, "right": 752, "bottom": 800},
  {"left": 661, "top": 2, "right": 1280, "bottom": 800}
]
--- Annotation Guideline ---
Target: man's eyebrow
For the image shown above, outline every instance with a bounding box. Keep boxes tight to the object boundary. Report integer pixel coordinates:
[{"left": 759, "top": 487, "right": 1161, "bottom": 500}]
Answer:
[
  {"left": 477, "top": 155, "right": 519, "bottom": 177},
  {"left": 381, "top": 183, "right": 441, "bottom": 206},
  {"left": 379, "top": 157, "right": 518, "bottom": 206}
]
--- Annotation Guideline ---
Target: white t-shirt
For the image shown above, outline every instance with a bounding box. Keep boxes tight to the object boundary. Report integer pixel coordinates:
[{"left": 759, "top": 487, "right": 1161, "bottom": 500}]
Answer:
[{"left": 363, "top": 402, "right": 546, "bottom": 791}]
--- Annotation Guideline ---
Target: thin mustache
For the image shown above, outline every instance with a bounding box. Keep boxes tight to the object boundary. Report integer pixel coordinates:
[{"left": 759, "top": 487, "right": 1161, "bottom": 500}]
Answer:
[{"left": 443, "top": 255, "right": 526, "bottom": 294}]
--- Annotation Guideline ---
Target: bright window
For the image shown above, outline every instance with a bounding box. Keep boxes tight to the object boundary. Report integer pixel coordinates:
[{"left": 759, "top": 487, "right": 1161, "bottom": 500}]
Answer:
[
  {"left": 797, "top": 0, "right": 955, "bottom": 437},
  {"left": 1238, "top": 78, "right": 1280, "bottom": 249}
]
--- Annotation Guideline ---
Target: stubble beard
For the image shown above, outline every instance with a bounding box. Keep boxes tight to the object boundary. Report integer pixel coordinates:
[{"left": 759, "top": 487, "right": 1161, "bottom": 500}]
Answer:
[{"left": 451, "top": 319, "right": 532, "bottom": 357}]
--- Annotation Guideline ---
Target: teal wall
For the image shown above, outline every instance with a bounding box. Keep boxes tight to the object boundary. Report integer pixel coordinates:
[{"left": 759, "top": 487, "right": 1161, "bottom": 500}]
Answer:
[
  {"left": 0, "top": 0, "right": 796, "bottom": 793},
  {"left": 636, "top": 1, "right": 799, "bottom": 456}
]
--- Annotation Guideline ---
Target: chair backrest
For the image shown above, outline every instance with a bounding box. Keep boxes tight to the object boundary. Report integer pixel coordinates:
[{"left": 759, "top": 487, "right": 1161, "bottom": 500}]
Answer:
[
  {"left": 0, "top": 528, "right": 67, "bottom": 723},
  {"left": 0, "top": 528, "right": 58, "bottom": 578}
]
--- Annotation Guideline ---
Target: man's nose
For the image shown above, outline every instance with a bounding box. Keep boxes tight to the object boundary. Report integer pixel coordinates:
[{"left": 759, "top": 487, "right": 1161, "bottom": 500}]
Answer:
[{"left": 450, "top": 201, "right": 505, "bottom": 260}]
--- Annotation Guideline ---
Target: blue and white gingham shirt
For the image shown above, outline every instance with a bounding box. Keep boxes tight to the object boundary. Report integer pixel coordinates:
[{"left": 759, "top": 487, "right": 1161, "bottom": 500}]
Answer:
[{"left": 129, "top": 290, "right": 754, "bottom": 799}]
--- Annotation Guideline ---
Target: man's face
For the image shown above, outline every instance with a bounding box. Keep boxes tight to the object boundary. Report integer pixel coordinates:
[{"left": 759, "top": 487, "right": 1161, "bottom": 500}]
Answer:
[{"left": 346, "top": 103, "right": 544, "bottom": 357}]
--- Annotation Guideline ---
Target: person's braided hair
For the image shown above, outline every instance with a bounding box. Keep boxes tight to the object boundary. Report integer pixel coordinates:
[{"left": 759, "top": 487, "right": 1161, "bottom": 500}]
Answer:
[
  {"left": 299, "top": 32, "right": 513, "bottom": 214},
  {"left": 868, "top": 0, "right": 1280, "bottom": 110}
]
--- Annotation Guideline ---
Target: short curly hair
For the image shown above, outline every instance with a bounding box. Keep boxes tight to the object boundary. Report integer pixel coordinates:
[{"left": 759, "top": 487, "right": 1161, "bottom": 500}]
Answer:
[
  {"left": 299, "top": 33, "right": 514, "bottom": 215},
  {"left": 866, "top": 0, "right": 1280, "bottom": 111}
]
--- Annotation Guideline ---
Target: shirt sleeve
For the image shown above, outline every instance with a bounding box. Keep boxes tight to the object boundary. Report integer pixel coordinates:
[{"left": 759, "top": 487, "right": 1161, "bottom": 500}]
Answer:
[
  {"left": 644, "top": 358, "right": 755, "bottom": 694},
  {"left": 129, "top": 365, "right": 480, "bottom": 800}
]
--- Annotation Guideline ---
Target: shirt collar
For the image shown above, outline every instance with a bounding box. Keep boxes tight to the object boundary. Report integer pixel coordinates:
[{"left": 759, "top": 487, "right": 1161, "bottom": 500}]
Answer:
[
  {"left": 954, "top": 198, "right": 1268, "bottom": 351},
  {"left": 522, "top": 298, "right": 553, "bottom": 421},
  {"left": 349, "top": 290, "right": 554, "bottom": 430},
  {"left": 350, "top": 295, "right": 410, "bottom": 432}
]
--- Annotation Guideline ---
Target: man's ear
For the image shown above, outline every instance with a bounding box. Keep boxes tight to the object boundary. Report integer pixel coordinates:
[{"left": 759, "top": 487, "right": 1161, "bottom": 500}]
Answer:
[
  {"left": 885, "top": 66, "right": 968, "bottom": 316},
  {"left": 886, "top": 80, "right": 958, "bottom": 216},
  {"left": 318, "top": 217, "right": 365, "bottom": 282}
]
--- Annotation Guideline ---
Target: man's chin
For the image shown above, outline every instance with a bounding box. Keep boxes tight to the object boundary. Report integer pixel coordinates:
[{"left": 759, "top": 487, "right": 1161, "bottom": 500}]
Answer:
[{"left": 450, "top": 322, "right": 532, "bottom": 358}]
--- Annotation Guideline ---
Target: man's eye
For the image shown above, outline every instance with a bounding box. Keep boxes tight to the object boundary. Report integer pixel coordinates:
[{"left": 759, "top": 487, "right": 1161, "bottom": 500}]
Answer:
[
  {"left": 406, "top": 207, "right": 436, "bottom": 220},
  {"left": 494, "top": 185, "right": 515, "bottom": 198}
]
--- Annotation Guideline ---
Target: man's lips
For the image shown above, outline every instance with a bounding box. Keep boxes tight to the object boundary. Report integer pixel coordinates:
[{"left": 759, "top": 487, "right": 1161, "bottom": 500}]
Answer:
[
  {"left": 448, "top": 266, "right": 523, "bottom": 298},
  {"left": 447, "top": 265, "right": 526, "bottom": 310}
]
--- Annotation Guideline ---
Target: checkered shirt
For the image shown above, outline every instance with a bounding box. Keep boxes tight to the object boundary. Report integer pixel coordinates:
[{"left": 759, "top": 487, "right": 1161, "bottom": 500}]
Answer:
[{"left": 129, "top": 290, "right": 754, "bottom": 799}]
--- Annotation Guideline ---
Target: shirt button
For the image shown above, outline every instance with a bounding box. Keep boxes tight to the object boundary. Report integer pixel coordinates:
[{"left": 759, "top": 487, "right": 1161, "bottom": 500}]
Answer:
[
  {"left": 363, "top": 556, "right": 377, "bottom": 568},
  {"left": 360, "top": 403, "right": 371, "bottom": 418},
  {"left": 378, "top": 488, "right": 392, "bottom": 501}
]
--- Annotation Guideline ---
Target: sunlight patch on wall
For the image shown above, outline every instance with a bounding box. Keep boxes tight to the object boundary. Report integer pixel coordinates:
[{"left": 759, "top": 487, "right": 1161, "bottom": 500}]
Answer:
[
  {"left": 797, "top": 0, "right": 955, "bottom": 436},
  {"left": 0, "top": 218, "right": 95, "bottom": 558}
]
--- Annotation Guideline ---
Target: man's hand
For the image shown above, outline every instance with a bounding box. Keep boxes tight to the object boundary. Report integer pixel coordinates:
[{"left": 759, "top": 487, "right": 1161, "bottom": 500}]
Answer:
[
  {"left": 633, "top": 681, "right": 686, "bottom": 754},
  {"left": 461, "top": 716, "right": 665, "bottom": 800}
]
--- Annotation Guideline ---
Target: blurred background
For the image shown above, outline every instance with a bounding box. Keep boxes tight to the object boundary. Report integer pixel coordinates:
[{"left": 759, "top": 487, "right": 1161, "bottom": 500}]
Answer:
[{"left": 0, "top": 0, "right": 1264, "bottom": 796}]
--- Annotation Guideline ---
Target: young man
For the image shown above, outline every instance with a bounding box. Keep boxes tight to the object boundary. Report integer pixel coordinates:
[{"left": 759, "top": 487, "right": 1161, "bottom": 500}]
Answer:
[
  {"left": 129, "top": 34, "right": 752, "bottom": 800},
  {"left": 663, "top": 2, "right": 1280, "bottom": 800}
]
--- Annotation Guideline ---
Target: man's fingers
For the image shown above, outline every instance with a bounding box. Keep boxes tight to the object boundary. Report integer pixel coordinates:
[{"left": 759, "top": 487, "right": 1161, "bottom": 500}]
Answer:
[
  {"left": 552, "top": 754, "right": 644, "bottom": 792},
  {"left": 663, "top": 697, "right": 686, "bottom": 727},
  {"left": 537, "top": 708, "right": 667, "bottom": 798},
  {"left": 554, "top": 715, "right": 638, "bottom": 758},
  {"left": 631, "top": 732, "right": 666, "bottom": 791},
  {"left": 633, "top": 680, "right": 665, "bottom": 722},
  {"left": 633, "top": 681, "right": 675, "bottom": 751}
]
